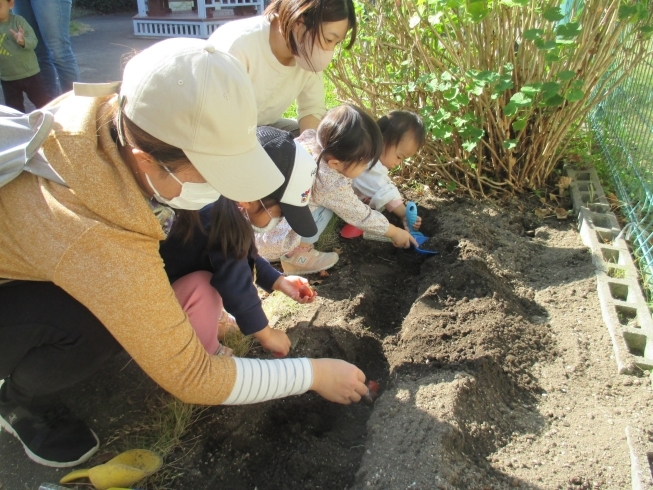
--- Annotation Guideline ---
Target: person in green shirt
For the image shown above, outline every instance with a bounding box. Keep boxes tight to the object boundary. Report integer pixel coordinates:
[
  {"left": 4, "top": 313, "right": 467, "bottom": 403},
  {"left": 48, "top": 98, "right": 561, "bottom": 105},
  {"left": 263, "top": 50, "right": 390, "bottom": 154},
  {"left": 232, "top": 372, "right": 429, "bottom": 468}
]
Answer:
[{"left": 0, "top": 0, "right": 49, "bottom": 112}]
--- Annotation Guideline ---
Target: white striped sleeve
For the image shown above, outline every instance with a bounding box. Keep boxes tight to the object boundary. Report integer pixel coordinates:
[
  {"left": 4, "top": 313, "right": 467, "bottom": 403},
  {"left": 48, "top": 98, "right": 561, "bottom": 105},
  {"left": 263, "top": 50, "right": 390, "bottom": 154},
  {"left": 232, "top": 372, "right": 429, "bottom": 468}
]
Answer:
[{"left": 221, "top": 357, "right": 313, "bottom": 405}]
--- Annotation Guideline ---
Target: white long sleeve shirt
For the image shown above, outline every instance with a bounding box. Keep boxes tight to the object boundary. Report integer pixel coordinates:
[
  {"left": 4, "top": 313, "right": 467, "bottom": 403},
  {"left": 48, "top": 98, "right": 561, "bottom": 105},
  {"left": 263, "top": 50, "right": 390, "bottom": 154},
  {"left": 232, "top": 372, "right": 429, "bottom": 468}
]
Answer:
[
  {"left": 352, "top": 162, "right": 403, "bottom": 212},
  {"left": 209, "top": 16, "right": 327, "bottom": 125}
]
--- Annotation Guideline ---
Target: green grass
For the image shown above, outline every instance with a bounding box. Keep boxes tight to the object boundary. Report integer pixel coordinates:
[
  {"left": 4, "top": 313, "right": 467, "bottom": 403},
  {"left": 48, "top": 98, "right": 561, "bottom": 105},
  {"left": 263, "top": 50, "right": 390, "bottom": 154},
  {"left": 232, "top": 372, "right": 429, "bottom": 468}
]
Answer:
[
  {"left": 262, "top": 290, "right": 303, "bottom": 321},
  {"left": 105, "top": 396, "right": 205, "bottom": 489},
  {"left": 221, "top": 329, "right": 255, "bottom": 357},
  {"left": 69, "top": 20, "right": 94, "bottom": 36},
  {"left": 315, "top": 213, "right": 341, "bottom": 252}
]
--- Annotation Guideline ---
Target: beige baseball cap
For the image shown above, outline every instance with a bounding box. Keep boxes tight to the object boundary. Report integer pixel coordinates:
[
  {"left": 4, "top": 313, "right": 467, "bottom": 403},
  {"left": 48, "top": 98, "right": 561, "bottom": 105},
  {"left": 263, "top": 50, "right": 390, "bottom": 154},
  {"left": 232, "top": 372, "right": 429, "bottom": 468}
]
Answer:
[{"left": 120, "top": 38, "right": 284, "bottom": 202}]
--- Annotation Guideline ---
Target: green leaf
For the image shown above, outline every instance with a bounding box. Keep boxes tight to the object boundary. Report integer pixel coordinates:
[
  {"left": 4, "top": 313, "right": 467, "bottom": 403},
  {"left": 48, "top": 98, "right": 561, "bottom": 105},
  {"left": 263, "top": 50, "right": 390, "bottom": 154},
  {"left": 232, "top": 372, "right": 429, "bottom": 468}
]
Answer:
[
  {"left": 541, "top": 81, "right": 561, "bottom": 98},
  {"left": 524, "top": 28, "right": 544, "bottom": 40},
  {"left": 544, "top": 94, "right": 565, "bottom": 107},
  {"left": 409, "top": 15, "right": 421, "bottom": 28},
  {"left": 640, "top": 25, "right": 653, "bottom": 35},
  {"left": 571, "top": 79, "right": 584, "bottom": 90},
  {"left": 557, "top": 70, "right": 576, "bottom": 81},
  {"left": 535, "top": 38, "right": 558, "bottom": 50},
  {"left": 462, "top": 140, "right": 478, "bottom": 152},
  {"left": 432, "top": 124, "right": 453, "bottom": 139},
  {"left": 440, "top": 71, "right": 453, "bottom": 81},
  {"left": 503, "top": 101, "right": 518, "bottom": 117},
  {"left": 520, "top": 83, "right": 542, "bottom": 95},
  {"left": 435, "top": 108, "right": 451, "bottom": 122},
  {"left": 475, "top": 70, "right": 500, "bottom": 83},
  {"left": 454, "top": 92, "right": 470, "bottom": 105},
  {"left": 545, "top": 52, "right": 561, "bottom": 62},
  {"left": 542, "top": 7, "right": 564, "bottom": 22},
  {"left": 454, "top": 116, "right": 469, "bottom": 128},
  {"left": 556, "top": 22, "right": 581, "bottom": 39},
  {"left": 501, "top": 0, "right": 528, "bottom": 5},
  {"left": 468, "top": 83, "right": 485, "bottom": 96},
  {"left": 503, "top": 139, "right": 518, "bottom": 150},
  {"left": 407, "top": 82, "right": 417, "bottom": 92},
  {"left": 467, "top": 0, "right": 489, "bottom": 21},
  {"left": 618, "top": 5, "right": 637, "bottom": 20},
  {"left": 565, "top": 89, "right": 584, "bottom": 102},
  {"left": 446, "top": 181, "right": 457, "bottom": 192},
  {"left": 460, "top": 126, "right": 484, "bottom": 141},
  {"left": 494, "top": 79, "right": 514, "bottom": 94},
  {"left": 512, "top": 117, "right": 528, "bottom": 131},
  {"left": 510, "top": 92, "right": 532, "bottom": 106},
  {"left": 443, "top": 87, "right": 459, "bottom": 100}
]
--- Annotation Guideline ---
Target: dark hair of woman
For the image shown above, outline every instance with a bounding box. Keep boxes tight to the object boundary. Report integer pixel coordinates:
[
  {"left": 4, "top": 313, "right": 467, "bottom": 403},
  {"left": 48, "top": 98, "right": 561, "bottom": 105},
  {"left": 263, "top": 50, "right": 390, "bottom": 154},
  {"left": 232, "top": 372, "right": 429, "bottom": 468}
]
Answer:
[
  {"left": 207, "top": 196, "right": 279, "bottom": 261},
  {"left": 113, "top": 108, "right": 203, "bottom": 243},
  {"left": 265, "top": 0, "right": 357, "bottom": 61},
  {"left": 316, "top": 103, "right": 383, "bottom": 171},
  {"left": 377, "top": 111, "right": 427, "bottom": 151}
]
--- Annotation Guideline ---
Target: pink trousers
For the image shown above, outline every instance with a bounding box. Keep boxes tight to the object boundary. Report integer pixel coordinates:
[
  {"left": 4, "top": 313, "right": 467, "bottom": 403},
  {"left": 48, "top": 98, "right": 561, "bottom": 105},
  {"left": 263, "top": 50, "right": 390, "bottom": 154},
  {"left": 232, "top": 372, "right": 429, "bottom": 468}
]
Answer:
[{"left": 172, "top": 271, "right": 222, "bottom": 355}]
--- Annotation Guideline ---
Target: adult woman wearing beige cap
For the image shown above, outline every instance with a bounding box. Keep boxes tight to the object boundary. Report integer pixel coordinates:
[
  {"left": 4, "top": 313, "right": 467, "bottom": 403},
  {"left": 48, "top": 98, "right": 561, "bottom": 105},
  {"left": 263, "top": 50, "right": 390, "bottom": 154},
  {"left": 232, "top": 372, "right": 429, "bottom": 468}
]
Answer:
[
  {"left": 0, "top": 38, "right": 368, "bottom": 469},
  {"left": 209, "top": 0, "right": 356, "bottom": 135}
]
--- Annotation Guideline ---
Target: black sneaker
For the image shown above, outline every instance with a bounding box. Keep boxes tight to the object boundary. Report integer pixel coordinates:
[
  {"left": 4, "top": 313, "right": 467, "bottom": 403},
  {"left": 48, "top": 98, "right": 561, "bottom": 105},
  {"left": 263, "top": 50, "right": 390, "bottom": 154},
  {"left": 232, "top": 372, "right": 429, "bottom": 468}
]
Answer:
[{"left": 0, "top": 385, "right": 99, "bottom": 467}]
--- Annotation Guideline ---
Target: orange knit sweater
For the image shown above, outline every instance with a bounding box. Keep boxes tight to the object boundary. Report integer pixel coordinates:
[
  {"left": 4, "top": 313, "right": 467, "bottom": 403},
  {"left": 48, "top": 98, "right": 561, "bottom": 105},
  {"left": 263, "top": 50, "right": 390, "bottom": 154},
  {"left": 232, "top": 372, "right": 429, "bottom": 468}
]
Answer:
[{"left": 0, "top": 94, "right": 236, "bottom": 405}]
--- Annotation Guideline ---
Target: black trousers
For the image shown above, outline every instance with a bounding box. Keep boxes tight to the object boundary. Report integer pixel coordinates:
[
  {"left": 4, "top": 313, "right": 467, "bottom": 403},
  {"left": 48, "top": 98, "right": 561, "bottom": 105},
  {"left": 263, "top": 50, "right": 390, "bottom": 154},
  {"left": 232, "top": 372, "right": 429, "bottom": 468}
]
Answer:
[
  {"left": 1, "top": 73, "right": 51, "bottom": 113},
  {"left": 0, "top": 281, "right": 122, "bottom": 412}
]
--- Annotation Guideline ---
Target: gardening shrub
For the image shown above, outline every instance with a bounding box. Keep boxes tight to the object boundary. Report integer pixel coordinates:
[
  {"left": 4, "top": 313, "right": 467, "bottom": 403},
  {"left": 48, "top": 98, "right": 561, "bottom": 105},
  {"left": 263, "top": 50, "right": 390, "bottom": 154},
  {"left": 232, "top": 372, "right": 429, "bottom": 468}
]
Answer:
[
  {"left": 74, "top": 0, "right": 137, "bottom": 14},
  {"left": 330, "top": 0, "right": 653, "bottom": 197}
]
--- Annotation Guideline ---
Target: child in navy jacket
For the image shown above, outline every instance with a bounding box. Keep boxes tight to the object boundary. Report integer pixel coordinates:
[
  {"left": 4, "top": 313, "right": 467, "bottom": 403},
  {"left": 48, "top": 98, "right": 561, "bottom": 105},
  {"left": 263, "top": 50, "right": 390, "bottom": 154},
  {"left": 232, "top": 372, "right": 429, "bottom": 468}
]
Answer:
[{"left": 160, "top": 127, "right": 318, "bottom": 357}]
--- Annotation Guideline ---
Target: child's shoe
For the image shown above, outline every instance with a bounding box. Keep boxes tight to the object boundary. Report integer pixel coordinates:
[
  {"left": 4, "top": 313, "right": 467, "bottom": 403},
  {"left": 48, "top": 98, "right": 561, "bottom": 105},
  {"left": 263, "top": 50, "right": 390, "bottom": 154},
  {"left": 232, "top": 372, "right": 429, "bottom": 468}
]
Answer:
[{"left": 280, "top": 248, "right": 339, "bottom": 275}]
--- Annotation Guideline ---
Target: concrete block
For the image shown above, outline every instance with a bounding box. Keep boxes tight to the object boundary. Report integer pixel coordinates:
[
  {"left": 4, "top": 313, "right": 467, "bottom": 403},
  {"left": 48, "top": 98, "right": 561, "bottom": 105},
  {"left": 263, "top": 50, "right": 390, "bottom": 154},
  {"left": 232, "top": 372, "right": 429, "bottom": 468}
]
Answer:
[
  {"left": 596, "top": 271, "right": 653, "bottom": 373},
  {"left": 625, "top": 425, "right": 653, "bottom": 490},
  {"left": 566, "top": 167, "right": 610, "bottom": 215}
]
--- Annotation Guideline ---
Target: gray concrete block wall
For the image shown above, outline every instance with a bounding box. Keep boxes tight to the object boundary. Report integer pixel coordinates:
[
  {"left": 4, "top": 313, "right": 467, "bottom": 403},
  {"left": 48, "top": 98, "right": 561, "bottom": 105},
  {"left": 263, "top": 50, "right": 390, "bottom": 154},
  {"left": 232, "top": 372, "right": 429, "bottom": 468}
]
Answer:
[{"left": 567, "top": 166, "right": 653, "bottom": 490}]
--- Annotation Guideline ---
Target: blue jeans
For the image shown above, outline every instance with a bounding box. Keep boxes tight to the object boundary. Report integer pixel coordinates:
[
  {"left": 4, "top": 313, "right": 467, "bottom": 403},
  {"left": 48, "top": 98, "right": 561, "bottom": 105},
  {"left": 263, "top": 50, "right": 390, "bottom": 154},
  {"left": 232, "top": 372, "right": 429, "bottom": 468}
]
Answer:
[
  {"left": 302, "top": 206, "right": 334, "bottom": 245},
  {"left": 13, "top": 0, "right": 80, "bottom": 99}
]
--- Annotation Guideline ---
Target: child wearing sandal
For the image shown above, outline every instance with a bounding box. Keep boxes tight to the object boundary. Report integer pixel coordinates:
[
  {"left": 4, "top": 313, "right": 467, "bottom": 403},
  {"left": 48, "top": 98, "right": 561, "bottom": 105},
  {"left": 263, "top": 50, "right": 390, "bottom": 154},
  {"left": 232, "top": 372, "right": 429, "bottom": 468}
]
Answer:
[
  {"left": 160, "top": 126, "right": 319, "bottom": 357},
  {"left": 256, "top": 104, "right": 417, "bottom": 274},
  {"left": 352, "top": 110, "right": 426, "bottom": 232}
]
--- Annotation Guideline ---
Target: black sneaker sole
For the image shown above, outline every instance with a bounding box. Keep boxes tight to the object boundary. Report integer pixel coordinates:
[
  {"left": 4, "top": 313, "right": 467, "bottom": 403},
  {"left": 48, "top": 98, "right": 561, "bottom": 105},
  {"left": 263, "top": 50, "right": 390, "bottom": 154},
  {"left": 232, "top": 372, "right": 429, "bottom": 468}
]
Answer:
[{"left": 0, "top": 412, "right": 100, "bottom": 468}]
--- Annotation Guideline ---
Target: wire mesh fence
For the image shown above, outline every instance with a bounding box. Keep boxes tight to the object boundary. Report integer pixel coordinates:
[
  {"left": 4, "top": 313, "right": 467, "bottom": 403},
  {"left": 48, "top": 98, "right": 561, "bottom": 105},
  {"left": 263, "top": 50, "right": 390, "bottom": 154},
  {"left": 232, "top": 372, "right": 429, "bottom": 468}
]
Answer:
[{"left": 588, "top": 36, "right": 653, "bottom": 297}]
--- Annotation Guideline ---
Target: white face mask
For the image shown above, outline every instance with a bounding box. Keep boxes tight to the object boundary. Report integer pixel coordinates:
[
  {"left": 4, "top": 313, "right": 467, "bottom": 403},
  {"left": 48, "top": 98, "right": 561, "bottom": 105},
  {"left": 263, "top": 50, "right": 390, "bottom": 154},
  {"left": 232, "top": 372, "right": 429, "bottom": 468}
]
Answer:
[
  {"left": 294, "top": 33, "right": 335, "bottom": 73},
  {"left": 249, "top": 200, "right": 282, "bottom": 233},
  {"left": 251, "top": 216, "right": 282, "bottom": 234},
  {"left": 145, "top": 167, "right": 221, "bottom": 210}
]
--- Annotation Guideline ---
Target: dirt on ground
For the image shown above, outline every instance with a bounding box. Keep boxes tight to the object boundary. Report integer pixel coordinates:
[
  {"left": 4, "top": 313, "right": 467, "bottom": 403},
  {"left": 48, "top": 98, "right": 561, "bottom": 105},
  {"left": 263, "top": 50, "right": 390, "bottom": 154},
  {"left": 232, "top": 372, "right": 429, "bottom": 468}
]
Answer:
[
  {"left": 160, "top": 190, "right": 653, "bottom": 490},
  {"left": 5, "top": 189, "right": 651, "bottom": 490}
]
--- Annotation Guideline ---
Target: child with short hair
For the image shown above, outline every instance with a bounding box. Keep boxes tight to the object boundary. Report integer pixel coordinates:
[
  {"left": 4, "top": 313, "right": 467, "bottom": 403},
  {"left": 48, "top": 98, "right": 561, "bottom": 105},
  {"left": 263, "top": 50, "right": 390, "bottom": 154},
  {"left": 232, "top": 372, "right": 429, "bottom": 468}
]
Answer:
[
  {"left": 352, "top": 110, "right": 426, "bottom": 230},
  {"left": 256, "top": 104, "right": 417, "bottom": 274},
  {"left": 160, "top": 126, "right": 319, "bottom": 357},
  {"left": 0, "top": 0, "right": 49, "bottom": 112}
]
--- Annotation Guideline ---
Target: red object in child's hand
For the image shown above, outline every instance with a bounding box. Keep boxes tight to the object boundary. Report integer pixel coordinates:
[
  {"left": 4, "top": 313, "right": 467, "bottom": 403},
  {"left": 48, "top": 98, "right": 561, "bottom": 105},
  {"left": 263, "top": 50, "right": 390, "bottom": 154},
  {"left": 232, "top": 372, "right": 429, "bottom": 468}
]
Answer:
[
  {"left": 299, "top": 284, "right": 316, "bottom": 299},
  {"left": 362, "top": 380, "right": 379, "bottom": 404}
]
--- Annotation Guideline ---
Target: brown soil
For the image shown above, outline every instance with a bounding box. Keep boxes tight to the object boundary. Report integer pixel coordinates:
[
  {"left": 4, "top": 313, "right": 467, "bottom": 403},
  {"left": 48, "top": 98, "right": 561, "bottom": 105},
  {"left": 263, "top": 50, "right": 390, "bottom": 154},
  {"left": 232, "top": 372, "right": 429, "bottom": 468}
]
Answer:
[{"left": 163, "top": 191, "right": 653, "bottom": 490}]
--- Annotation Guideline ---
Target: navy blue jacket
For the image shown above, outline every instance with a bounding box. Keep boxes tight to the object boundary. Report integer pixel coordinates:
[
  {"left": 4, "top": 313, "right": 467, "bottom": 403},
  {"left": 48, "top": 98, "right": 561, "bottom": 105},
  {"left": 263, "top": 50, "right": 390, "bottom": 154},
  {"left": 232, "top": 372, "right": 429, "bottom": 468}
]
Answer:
[{"left": 160, "top": 205, "right": 282, "bottom": 335}]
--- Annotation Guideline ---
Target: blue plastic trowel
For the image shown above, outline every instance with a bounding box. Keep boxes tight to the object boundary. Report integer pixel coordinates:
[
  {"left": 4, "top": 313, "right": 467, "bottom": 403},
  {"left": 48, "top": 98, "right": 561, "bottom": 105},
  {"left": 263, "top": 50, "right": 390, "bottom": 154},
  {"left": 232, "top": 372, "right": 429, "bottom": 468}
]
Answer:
[{"left": 405, "top": 201, "right": 439, "bottom": 255}]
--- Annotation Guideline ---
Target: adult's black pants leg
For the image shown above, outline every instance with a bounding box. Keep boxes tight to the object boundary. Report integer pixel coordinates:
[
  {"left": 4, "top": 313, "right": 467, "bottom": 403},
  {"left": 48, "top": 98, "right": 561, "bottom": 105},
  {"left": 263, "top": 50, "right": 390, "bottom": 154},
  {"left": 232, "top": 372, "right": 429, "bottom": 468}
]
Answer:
[{"left": 0, "top": 281, "right": 123, "bottom": 411}]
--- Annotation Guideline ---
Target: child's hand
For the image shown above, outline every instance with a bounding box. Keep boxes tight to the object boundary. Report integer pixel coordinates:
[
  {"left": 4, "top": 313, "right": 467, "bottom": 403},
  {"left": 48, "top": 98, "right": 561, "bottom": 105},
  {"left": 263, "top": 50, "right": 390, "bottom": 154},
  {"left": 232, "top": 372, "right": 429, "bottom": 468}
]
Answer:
[
  {"left": 273, "top": 276, "right": 317, "bottom": 304},
  {"left": 403, "top": 215, "right": 422, "bottom": 231},
  {"left": 309, "top": 358, "right": 368, "bottom": 404},
  {"left": 254, "top": 326, "right": 291, "bottom": 357},
  {"left": 386, "top": 225, "right": 418, "bottom": 248},
  {"left": 10, "top": 27, "right": 25, "bottom": 47}
]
